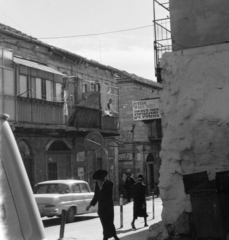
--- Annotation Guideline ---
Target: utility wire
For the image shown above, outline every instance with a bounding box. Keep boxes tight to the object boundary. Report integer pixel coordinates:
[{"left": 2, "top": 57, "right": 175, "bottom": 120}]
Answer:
[{"left": 38, "top": 24, "right": 154, "bottom": 40}]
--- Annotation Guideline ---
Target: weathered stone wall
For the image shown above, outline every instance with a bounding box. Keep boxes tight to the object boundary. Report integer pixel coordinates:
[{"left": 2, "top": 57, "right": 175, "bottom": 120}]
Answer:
[
  {"left": 159, "top": 43, "right": 229, "bottom": 234},
  {"left": 1, "top": 31, "right": 119, "bottom": 192},
  {"left": 170, "top": 0, "right": 229, "bottom": 51},
  {"left": 0, "top": 32, "right": 117, "bottom": 106},
  {"left": 118, "top": 81, "right": 160, "bottom": 144},
  {"left": 117, "top": 79, "right": 162, "bottom": 195}
]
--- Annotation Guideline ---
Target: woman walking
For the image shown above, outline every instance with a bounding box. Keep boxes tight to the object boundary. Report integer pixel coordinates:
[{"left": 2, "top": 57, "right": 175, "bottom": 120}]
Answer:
[{"left": 131, "top": 174, "right": 148, "bottom": 230}]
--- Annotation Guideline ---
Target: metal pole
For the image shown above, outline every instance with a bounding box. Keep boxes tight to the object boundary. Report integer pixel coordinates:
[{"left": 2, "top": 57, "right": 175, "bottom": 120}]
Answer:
[
  {"left": 152, "top": 190, "right": 155, "bottom": 219},
  {"left": 132, "top": 123, "right": 136, "bottom": 176},
  {"left": 59, "top": 209, "right": 67, "bottom": 240},
  {"left": 120, "top": 194, "right": 123, "bottom": 228}
]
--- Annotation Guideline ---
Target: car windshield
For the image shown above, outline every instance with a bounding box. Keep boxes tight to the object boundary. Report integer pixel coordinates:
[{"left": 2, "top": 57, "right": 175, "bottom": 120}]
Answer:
[{"left": 35, "top": 184, "right": 70, "bottom": 194}]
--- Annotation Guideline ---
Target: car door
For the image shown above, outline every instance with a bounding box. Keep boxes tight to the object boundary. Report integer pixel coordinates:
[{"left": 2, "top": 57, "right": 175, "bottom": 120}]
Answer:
[
  {"left": 71, "top": 183, "right": 85, "bottom": 214},
  {"left": 80, "top": 182, "right": 98, "bottom": 212}
]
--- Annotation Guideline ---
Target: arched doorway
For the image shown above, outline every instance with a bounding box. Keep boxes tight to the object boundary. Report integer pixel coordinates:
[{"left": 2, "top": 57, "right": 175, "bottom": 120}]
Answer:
[
  {"left": 46, "top": 140, "right": 72, "bottom": 180},
  {"left": 18, "top": 140, "right": 33, "bottom": 187}
]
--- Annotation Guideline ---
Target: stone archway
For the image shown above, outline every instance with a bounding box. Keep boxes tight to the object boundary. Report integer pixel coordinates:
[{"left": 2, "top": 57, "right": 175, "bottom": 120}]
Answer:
[
  {"left": 45, "top": 138, "right": 73, "bottom": 151},
  {"left": 46, "top": 139, "right": 72, "bottom": 180}
]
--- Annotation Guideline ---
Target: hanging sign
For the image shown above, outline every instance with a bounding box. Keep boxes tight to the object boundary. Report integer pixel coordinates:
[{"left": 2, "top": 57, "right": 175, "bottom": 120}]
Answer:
[{"left": 132, "top": 98, "right": 161, "bottom": 121}]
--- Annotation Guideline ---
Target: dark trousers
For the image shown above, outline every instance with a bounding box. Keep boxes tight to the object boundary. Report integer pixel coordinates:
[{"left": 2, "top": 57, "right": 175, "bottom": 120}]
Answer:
[{"left": 99, "top": 211, "right": 116, "bottom": 239}]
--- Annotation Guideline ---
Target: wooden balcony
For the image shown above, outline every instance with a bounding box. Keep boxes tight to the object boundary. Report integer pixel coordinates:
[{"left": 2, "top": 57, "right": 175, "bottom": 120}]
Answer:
[
  {"left": 68, "top": 92, "right": 119, "bottom": 133},
  {"left": 102, "top": 115, "right": 118, "bottom": 131},
  {"left": 17, "top": 97, "right": 64, "bottom": 125},
  {"left": 15, "top": 96, "right": 119, "bottom": 136},
  {"left": 68, "top": 106, "right": 119, "bottom": 132}
]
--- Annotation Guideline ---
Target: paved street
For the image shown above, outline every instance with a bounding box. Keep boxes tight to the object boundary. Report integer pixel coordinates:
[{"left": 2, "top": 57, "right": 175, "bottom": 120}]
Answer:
[{"left": 43, "top": 197, "right": 162, "bottom": 240}]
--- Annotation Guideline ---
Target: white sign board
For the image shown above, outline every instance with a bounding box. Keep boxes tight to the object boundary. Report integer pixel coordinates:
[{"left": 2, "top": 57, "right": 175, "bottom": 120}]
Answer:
[{"left": 132, "top": 98, "right": 161, "bottom": 121}]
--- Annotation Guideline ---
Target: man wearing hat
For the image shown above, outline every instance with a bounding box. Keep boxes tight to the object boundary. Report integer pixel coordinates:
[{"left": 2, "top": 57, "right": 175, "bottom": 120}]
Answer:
[
  {"left": 131, "top": 174, "right": 148, "bottom": 230},
  {"left": 124, "top": 172, "right": 136, "bottom": 203},
  {"left": 86, "top": 169, "right": 120, "bottom": 240}
]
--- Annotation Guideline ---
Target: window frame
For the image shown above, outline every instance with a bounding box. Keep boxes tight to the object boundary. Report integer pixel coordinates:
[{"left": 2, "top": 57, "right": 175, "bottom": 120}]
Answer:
[
  {"left": 3, "top": 68, "right": 15, "bottom": 96},
  {"left": 17, "top": 65, "right": 63, "bottom": 102},
  {"left": 72, "top": 183, "right": 81, "bottom": 193},
  {"left": 80, "top": 183, "right": 90, "bottom": 193},
  {"left": 18, "top": 74, "right": 28, "bottom": 97},
  {"left": 35, "top": 77, "right": 42, "bottom": 99}
]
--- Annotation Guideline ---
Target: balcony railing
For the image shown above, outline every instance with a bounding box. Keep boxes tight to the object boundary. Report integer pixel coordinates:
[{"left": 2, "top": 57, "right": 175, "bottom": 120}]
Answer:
[
  {"left": 15, "top": 96, "right": 119, "bottom": 132},
  {"left": 102, "top": 115, "right": 118, "bottom": 131},
  {"left": 68, "top": 91, "right": 119, "bottom": 132},
  {"left": 17, "top": 97, "right": 64, "bottom": 125},
  {"left": 68, "top": 106, "right": 119, "bottom": 132}
]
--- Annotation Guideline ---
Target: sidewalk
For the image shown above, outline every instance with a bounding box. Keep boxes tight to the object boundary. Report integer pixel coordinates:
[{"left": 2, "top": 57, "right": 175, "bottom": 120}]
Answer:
[
  {"left": 59, "top": 197, "right": 162, "bottom": 240},
  {"left": 116, "top": 197, "right": 162, "bottom": 240}
]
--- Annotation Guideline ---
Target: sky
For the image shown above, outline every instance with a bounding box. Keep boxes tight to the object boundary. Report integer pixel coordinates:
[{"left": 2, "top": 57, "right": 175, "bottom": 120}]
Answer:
[{"left": 0, "top": 0, "right": 168, "bottom": 81}]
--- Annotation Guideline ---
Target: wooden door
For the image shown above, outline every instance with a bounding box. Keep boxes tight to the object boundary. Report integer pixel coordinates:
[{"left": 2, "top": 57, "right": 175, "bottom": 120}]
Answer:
[
  {"left": 57, "top": 154, "right": 71, "bottom": 179},
  {"left": 47, "top": 153, "right": 71, "bottom": 180},
  {"left": 48, "top": 162, "right": 57, "bottom": 180}
]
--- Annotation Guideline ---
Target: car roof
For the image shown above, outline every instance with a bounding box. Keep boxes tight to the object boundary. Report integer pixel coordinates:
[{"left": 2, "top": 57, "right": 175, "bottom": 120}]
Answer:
[{"left": 36, "top": 179, "right": 87, "bottom": 185}]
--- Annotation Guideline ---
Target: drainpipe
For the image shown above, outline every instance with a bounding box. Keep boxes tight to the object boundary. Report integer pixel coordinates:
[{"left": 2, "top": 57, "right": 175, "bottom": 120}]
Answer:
[
  {"left": 114, "top": 144, "right": 119, "bottom": 200},
  {"left": 143, "top": 144, "right": 148, "bottom": 195}
]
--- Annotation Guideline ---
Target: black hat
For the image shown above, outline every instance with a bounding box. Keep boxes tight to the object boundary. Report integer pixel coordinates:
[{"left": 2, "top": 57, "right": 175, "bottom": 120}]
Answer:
[
  {"left": 137, "top": 174, "right": 144, "bottom": 180},
  {"left": 125, "top": 172, "right": 131, "bottom": 176},
  {"left": 92, "top": 169, "right": 108, "bottom": 180}
]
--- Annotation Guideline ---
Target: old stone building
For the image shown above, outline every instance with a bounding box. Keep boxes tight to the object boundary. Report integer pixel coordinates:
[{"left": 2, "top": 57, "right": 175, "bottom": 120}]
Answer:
[
  {"left": 0, "top": 23, "right": 162, "bottom": 202},
  {"left": 117, "top": 74, "right": 162, "bottom": 196},
  {"left": 149, "top": 0, "right": 229, "bottom": 239},
  {"left": 0, "top": 23, "right": 122, "bottom": 197}
]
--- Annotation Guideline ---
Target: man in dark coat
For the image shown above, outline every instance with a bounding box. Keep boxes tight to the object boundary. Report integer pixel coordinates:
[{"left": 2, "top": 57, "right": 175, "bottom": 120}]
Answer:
[
  {"left": 131, "top": 174, "right": 148, "bottom": 230},
  {"left": 86, "top": 169, "right": 119, "bottom": 240},
  {"left": 124, "top": 172, "right": 135, "bottom": 202}
]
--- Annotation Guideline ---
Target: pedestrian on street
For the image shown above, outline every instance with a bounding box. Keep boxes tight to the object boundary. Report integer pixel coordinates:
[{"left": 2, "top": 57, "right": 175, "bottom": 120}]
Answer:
[
  {"left": 124, "top": 172, "right": 135, "bottom": 203},
  {"left": 131, "top": 174, "right": 148, "bottom": 230},
  {"left": 86, "top": 169, "right": 120, "bottom": 240}
]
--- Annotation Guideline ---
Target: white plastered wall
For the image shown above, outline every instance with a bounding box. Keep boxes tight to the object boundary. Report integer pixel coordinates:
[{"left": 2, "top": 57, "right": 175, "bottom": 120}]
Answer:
[{"left": 159, "top": 43, "right": 229, "bottom": 227}]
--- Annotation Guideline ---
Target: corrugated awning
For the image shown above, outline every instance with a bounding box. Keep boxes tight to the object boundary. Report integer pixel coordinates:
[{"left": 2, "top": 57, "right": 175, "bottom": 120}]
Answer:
[{"left": 13, "top": 57, "right": 66, "bottom": 76}]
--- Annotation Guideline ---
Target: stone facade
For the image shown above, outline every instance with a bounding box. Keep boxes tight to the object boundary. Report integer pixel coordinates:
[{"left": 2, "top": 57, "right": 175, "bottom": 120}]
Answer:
[
  {"left": 0, "top": 23, "right": 163, "bottom": 202},
  {"left": 158, "top": 43, "right": 229, "bottom": 236},
  {"left": 170, "top": 0, "right": 229, "bottom": 51},
  {"left": 0, "top": 24, "right": 120, "bottom": 198},
  {"left": 117, "top": 77, "right": 162, "bottom": 196}
]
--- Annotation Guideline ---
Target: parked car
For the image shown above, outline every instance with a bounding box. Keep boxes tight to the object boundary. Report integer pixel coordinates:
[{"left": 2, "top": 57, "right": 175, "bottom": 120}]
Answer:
[{"left": 34, "top": 179, "right": 98, "bottom": 223}]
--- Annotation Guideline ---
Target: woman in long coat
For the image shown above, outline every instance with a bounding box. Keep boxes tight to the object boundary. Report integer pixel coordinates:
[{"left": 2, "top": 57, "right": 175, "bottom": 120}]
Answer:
[
  {"left": 86, "top": 169, "right": 119, "bottom": 240},
  {"left": 131, "top": 174, "right": 148, "bottom": 230}
]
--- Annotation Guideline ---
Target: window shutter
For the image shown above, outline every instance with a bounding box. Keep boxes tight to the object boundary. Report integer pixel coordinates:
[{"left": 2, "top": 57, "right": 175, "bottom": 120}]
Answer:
[{"left": 4, "top": 69, "right": 14, "bottom": 96}]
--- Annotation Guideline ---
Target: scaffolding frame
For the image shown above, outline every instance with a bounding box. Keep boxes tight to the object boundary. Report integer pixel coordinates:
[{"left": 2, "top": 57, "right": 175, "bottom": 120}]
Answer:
[{"left": 153, "top": 0, "right": 171, "bottom": 83}]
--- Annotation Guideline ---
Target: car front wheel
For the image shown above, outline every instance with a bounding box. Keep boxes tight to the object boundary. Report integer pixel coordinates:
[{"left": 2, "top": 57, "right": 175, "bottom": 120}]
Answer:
[{"left": 66, "top": 207, "right": 75, "bottom": 223}]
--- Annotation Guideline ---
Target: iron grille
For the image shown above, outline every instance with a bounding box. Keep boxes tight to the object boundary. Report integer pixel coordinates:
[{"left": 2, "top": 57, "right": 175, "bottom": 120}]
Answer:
[{"left": 153, "top": 0, "right": 171, "bottom": 82}]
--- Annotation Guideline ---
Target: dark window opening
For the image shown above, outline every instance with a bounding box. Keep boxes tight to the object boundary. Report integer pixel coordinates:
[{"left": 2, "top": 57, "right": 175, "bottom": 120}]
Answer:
[{"left": 48, "top": 141, "right": 70, "bottom": 151}]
